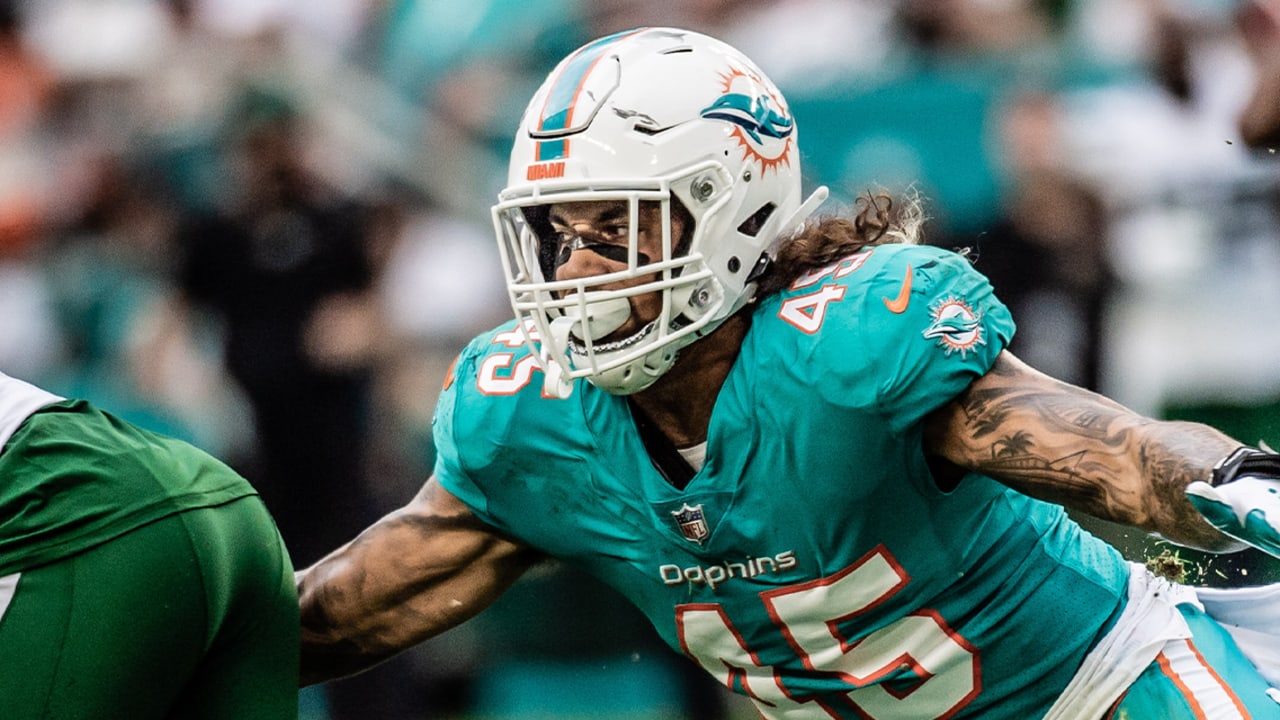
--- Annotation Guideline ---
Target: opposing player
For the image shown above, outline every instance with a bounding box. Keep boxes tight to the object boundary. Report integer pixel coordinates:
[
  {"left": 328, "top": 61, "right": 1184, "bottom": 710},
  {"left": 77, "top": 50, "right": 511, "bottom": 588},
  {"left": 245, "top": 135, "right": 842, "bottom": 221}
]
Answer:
[
  {"left": 298, "top": 28, "right": 1280, "bottom": 718},
  {"left": 0, "top": 371, "right": 298, "bottom": 719}
]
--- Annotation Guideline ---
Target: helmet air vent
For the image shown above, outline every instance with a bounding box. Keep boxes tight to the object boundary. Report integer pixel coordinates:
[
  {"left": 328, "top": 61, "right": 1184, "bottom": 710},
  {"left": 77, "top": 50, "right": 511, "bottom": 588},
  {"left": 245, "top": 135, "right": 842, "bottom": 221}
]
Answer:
[{"left": 736, "top": 203, "right": 777, "bottom": 237}]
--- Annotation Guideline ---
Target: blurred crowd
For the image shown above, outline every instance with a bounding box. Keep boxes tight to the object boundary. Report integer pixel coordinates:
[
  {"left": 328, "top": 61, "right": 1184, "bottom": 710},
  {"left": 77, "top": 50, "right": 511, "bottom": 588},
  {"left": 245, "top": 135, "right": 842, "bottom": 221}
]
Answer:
[{"left": 1, "top": 0, "right": 1279, "bottom": 718}]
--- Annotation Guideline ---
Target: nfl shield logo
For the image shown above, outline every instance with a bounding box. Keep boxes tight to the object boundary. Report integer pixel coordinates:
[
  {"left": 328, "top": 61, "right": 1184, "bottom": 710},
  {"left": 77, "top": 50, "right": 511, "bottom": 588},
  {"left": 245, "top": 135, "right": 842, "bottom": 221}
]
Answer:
[{"left": 671, "top": 503, "right": 710, "bottom": 544}]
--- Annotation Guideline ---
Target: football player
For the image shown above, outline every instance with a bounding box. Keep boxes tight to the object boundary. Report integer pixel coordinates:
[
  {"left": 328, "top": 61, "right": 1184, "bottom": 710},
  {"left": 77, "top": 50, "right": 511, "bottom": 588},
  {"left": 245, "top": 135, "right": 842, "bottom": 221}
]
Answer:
[
  {"left": 0, "top": 372, "right": 298, "bottom": 719},
  {"left": 298, "top": 28, "right": 1280, "bottom": 718}
]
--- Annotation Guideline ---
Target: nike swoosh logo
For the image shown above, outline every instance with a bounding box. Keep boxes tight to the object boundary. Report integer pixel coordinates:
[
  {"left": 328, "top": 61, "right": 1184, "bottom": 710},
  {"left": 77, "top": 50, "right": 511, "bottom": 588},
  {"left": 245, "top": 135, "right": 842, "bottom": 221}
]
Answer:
[{"left": 883, "top": 264, "right": 913, "bottom": 313}]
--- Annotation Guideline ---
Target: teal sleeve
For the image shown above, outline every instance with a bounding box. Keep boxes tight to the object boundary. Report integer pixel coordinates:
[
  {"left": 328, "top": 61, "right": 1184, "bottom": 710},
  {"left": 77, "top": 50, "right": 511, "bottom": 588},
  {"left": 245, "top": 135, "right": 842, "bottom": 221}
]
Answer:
[
  {"left": 814, "top": 245, "right": 1014, "bottom": 433},
  {"left": 429, "top": 319, "right": 598, "bottom": 544},
  {"left": 431, "top": 337, "right": 496, "bottom": 523}
]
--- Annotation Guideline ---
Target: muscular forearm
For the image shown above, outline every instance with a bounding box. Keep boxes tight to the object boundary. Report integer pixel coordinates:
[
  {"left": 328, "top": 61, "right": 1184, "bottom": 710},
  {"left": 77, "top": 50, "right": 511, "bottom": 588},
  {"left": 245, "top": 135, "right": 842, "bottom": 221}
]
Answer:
[
  {"left": 297, "top": 546, "right": 418, "bottom": 685},
  {"left": 297, "top": 482, "right": 537, "bottom": 686},
  {"left": 927, "top": 352, "right": 1246, "bottom": 552},
  {"left": 1115, "top": 419, "right": 1246, "bottom": 551}
]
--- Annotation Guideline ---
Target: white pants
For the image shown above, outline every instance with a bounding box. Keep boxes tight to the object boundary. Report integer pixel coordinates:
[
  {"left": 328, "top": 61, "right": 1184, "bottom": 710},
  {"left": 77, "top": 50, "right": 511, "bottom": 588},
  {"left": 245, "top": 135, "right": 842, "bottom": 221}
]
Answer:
[{"left": 1045, "top": 563, "right": 1280, "bottom": 719}]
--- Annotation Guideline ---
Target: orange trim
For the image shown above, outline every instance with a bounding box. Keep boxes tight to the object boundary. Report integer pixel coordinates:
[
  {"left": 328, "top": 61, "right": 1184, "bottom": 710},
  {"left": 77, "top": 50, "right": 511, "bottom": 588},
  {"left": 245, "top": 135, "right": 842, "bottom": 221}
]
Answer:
[
  {"left": 535, "top": 28, "right": 645, "bottom": 161},
  {"left": 442, "top": 354, "right": 459, "bottom": 391},
  {"left": 1186, "top": 640, "right": 1252, "bottom": 719},
  {"left": 1104, "top": 688, "right": 1130, "bottom": 720},
  {"left": 1157, "top": 649, "right": 1209, "bottom": 720}
]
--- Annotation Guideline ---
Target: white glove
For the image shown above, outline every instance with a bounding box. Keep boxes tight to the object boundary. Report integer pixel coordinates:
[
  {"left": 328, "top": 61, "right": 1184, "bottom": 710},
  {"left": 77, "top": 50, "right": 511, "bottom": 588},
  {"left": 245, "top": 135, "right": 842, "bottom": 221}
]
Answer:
[{"left": 1185, "top": 446, "right": 1280, "bottom": 558}]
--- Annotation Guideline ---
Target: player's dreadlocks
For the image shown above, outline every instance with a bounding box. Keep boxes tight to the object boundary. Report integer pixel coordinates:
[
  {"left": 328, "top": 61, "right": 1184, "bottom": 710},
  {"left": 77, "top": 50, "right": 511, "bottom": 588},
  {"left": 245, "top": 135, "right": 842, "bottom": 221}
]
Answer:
[{"left": 754, "top": 189, "right": 927, "bottom": 299}]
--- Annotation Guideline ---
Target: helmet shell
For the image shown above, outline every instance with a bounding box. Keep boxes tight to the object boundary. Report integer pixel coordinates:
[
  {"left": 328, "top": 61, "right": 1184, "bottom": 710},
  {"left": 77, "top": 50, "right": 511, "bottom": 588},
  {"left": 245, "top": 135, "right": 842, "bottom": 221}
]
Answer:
[{"left": 493, "top": 27, "right": 807, "bottom": 395}]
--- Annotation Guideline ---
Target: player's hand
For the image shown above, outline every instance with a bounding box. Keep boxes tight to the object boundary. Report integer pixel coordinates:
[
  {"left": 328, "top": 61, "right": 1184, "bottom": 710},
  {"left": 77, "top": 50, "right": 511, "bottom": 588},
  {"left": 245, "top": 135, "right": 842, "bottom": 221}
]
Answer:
[{"left": 1185, "top": 446, "right": 1280, "bottom": 557}]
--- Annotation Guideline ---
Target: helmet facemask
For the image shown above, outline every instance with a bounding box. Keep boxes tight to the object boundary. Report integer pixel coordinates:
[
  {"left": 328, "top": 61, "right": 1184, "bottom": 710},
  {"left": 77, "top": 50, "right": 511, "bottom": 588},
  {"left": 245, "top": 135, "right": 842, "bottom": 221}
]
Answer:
[{"left": 494, "top": 162, "right": 738, "bottom": 396}]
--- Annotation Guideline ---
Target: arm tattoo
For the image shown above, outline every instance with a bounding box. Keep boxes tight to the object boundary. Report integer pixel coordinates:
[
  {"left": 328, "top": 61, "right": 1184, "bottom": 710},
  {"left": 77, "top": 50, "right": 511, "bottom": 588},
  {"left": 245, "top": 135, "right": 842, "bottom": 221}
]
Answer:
[
  {"left": 942, "top": 355, "right": 1239, "bottom": 550},
  {"left": 960, "top": 380, "right": 1128, "bottom": 466}
]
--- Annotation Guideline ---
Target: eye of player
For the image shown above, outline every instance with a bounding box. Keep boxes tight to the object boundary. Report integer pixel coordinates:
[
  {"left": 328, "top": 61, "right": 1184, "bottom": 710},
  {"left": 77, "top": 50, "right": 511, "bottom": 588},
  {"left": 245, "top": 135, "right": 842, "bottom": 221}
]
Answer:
[
  {"left": 549, "top": 231, "right": 650, "bottom": 267},
  {"left": 547, "top": 205, "right": 653, "bottom": 270}
]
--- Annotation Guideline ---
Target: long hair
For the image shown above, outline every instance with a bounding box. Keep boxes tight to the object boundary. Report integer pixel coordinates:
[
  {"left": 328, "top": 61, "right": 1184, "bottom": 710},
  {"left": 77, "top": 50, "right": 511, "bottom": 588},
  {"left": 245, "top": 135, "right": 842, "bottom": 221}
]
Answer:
[{"left": 754, "top": 190, "right": 928, "bottom": 299}]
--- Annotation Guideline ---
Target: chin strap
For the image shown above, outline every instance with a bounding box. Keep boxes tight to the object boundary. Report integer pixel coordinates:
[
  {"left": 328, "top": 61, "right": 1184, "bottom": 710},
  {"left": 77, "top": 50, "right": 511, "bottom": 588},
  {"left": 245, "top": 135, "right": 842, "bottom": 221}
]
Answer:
[
  {"left": 539, "top": 315, "right": 577, "bottom": 399},
  {"left": 538, "top": 294, "right": 633, "bottom": 400}
]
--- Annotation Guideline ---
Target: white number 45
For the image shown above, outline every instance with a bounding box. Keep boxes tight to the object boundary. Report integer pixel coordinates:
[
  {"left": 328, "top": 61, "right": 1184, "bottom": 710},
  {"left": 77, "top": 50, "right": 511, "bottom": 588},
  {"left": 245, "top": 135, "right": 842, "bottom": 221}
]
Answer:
[{"left": 676, "top": 545, "right": 979, "bottom": 719}]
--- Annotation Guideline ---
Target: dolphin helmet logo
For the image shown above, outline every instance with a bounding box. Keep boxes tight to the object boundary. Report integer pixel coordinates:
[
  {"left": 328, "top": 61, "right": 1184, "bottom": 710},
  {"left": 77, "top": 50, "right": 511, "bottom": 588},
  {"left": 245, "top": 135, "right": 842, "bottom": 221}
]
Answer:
[
  {"left": 699, "top": 67, "right": 794, "bottom": 173},
  {"left": 700, "top": 93, "right": 794, "bottom": 144}
]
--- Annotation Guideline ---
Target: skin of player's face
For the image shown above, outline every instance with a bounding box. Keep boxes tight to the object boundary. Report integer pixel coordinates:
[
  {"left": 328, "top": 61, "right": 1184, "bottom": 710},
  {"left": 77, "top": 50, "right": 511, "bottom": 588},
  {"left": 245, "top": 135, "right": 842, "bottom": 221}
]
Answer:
[{"left": 547, "top": 199, "right": 684, "bottom": 340}]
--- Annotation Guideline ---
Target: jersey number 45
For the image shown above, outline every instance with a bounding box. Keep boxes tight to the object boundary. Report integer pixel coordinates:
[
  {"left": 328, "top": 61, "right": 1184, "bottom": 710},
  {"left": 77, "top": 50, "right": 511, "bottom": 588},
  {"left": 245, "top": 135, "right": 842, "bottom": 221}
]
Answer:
[{"left": 676, "top": 545, "right": 979, "bottom": 719}]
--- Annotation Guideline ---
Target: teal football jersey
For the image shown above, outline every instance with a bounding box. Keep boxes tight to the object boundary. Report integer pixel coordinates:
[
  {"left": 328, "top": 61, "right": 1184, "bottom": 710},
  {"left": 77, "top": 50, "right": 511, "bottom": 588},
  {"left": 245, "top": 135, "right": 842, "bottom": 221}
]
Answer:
[{"left": 434, "top": 244, "right": 1130, "bottom": 719}]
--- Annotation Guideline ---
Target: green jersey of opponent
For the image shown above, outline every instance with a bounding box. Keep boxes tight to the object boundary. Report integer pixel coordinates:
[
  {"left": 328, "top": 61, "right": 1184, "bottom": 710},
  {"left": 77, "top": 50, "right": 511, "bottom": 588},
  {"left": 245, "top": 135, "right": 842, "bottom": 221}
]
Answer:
[
  {"left": 434, "top": 243, "right": 1130, "bottom": 718},
  {"left": 0, "top": 373, "right": 299, "bottom": 719},
  {"left": 0, "top": 380, "right": 259, "bottom": 576}
]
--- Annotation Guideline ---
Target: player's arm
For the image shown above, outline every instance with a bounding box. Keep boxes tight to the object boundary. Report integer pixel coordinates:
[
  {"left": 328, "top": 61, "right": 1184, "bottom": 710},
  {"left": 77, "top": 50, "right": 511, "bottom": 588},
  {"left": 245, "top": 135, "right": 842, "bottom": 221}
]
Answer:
[
  {"left": 296, "top": 476, "right": 541, "bottom": 685},
  {"left": 922, "top": 350, "right": 1247, "bottom": 553}
]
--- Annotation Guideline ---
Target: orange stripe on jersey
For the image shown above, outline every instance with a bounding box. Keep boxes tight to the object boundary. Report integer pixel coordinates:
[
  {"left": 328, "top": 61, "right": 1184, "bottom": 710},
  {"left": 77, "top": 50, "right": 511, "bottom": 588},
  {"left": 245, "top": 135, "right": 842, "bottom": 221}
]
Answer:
[
  {"left": 1157, "top": 640, "right": 1253, "bottom": 720},
  {"left": 1185, "top": 640, "right": 1252, "bottom": 719},
  {"left": 1157, "top": 649, "right": 1210, "bottom": 720}
]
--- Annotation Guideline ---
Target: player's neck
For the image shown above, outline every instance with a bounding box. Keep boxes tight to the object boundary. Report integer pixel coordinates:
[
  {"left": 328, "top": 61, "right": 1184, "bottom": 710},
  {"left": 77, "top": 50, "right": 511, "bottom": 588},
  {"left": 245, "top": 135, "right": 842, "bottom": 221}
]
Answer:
[{"left": 630, "top": 311, "right": 750, "bottom": 448}]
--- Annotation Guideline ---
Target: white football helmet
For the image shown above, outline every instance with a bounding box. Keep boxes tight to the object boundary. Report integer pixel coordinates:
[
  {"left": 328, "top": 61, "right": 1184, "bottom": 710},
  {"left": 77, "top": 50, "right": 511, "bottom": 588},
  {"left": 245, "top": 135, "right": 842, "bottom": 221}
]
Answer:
[{"left": 492, "top": 27, "right": 827, "bottom": 397}]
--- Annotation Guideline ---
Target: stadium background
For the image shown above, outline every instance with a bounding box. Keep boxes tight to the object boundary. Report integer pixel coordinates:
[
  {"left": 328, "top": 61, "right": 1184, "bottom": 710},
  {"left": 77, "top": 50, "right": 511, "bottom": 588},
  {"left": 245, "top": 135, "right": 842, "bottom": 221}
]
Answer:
[{"left": 0, "top": 0, "right": 1277, "bottom": 718}]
